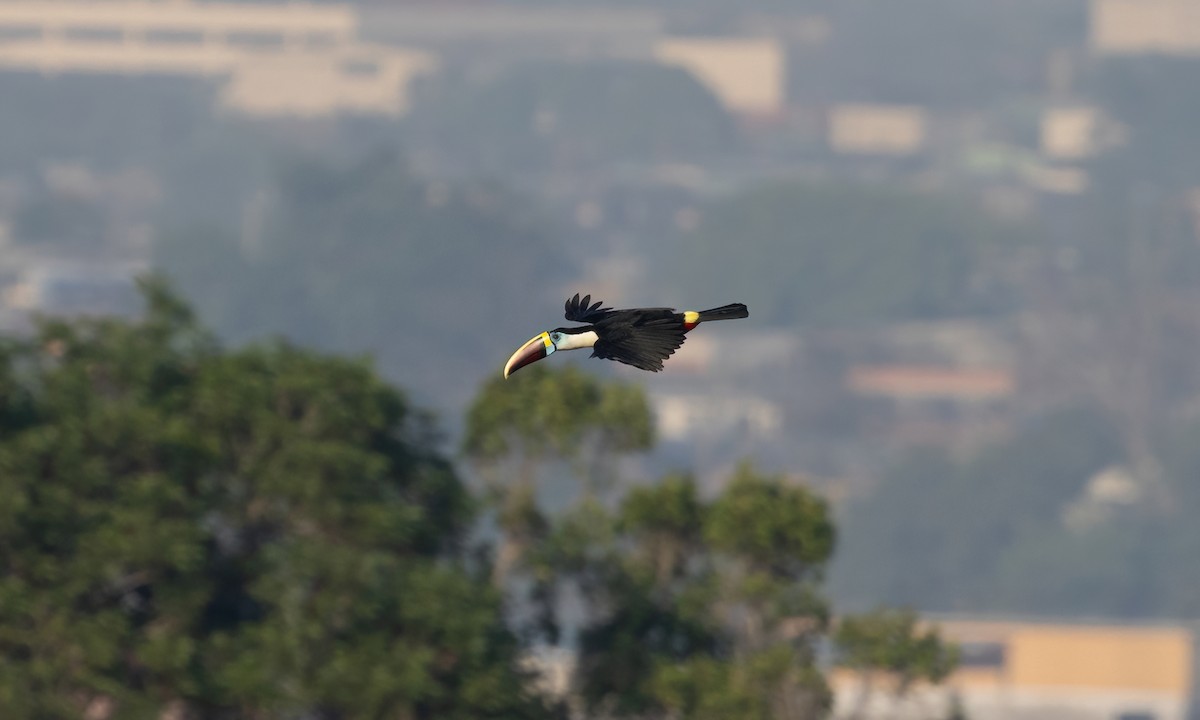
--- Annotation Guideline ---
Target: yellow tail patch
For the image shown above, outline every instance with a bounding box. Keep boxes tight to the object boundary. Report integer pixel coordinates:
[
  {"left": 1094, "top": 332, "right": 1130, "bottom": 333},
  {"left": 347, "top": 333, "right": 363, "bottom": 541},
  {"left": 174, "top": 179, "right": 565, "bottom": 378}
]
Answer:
[{"left": 683, "top": 310, "right": 700, "bottom": 331}]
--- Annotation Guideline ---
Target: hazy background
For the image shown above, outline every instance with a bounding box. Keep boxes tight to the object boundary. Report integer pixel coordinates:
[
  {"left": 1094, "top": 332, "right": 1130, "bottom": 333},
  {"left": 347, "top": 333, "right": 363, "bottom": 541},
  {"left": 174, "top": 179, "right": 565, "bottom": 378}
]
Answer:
[{"left": 3, "top": 0, "right": 1200, "bottom": 628}]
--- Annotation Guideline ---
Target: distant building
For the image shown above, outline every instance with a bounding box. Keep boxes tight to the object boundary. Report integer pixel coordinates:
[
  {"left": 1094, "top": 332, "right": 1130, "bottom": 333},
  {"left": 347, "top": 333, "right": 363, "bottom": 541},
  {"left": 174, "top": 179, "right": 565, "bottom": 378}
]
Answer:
[
  {"left": 831, "top": 320, "right": 1019, "bottom": 448},
  {"left": 841, "top": 321, "right": 1017, "bottom": 405},
  {"left": 1023, "top": 163, "right": 1091, "bottom": 196},
  {"left": 364, "top": 5, "right": 788, "bottom": 118},
  {"left": 1091, "top": 0, "right": 1200, "bottom": 56},
  {"left": 831, "top": 615, "right": 1196, "bottom": 720},
  {"left": 827, "top": 104, "right": 926, "bottom": 156},
  {"left": 1041, "top": 106, "right": 1100, "bottom": 161},
  {"left": 517, "top": 615, "right": 1198, "bottom": 720},
  {"left": 360, "top": 4, "right": 664, "bottom": 57},
  {"left": 4, "top": 259, "right": 145, "bottom": 318},
  {"left": 0, "top": 2, "right": 790, "bottom": 120},
  {"left": 654, "top": 391, "right": 783, "bottom": 442},
  {"left": 845, "top": 365, "right": 1015, "bottom": 403},
  {"left": 655, "top": 37, "right": 786, "bottom": 118},
  {"left": 0, "top": 1, "right": 436, "bottom": 117},
  {"left": 1038, "top": 106, "right": 1126, "bottom": 193},
  {"left": 663, "top": 329, "right": 799, "bottom": 375},
  {"left": 645, "top": 329, "right": 796, "bottom": 442},
  {"left": 842, "top": 364, "right": 1016, "bottom": 447}
]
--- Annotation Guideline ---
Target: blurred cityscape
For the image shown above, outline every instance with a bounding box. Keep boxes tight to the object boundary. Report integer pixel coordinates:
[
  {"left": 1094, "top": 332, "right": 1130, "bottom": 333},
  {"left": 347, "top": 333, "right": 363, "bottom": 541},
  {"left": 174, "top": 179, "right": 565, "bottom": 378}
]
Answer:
[{"left": 3, "top": 0, "right": 1200, "bottom": 717}]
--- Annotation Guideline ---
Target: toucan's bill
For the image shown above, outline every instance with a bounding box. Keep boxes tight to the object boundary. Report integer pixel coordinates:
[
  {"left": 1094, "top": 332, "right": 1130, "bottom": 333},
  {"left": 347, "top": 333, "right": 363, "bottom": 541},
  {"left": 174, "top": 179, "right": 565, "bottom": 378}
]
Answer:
[{"left": 503, "top": 331, "right": 555, "bottom": 378}]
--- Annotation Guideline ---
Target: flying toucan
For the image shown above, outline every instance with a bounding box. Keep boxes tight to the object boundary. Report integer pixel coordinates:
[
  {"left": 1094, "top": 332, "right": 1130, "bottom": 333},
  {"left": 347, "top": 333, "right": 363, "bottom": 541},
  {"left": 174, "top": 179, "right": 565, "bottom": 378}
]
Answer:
[{"left": 503, "top": 293, "right": 749, "bottom": 378}]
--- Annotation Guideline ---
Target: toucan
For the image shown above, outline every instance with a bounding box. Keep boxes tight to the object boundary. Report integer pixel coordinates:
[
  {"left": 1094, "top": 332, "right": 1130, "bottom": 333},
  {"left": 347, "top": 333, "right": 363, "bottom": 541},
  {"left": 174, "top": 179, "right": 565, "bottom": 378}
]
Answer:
[{"left": 503, "top": 293, "right": 749, "bottom": 378}]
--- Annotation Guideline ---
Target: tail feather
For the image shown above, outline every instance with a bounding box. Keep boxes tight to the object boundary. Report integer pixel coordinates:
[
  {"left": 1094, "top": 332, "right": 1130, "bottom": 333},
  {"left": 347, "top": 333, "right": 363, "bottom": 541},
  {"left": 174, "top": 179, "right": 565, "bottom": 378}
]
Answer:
[{"left": 696, "top": 303, "right": 748, "bottom": 322}]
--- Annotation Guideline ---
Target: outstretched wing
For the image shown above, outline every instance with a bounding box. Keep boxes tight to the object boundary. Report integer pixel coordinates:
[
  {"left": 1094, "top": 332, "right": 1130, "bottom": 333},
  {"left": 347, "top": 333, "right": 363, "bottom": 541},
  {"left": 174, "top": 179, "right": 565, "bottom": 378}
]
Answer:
[
  {"left": 564, "top": 293, "right": 614, "bottom": 323},
  {"left": 591, "top": 316, "right": 686, "bottom": 372}
]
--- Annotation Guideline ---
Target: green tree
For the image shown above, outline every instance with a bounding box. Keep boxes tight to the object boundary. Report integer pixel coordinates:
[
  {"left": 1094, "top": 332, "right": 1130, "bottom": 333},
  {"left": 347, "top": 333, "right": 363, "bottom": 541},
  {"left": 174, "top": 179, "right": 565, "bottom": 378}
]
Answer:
[
  {"left": 0, "top": 277, "right": 557, "bottom": 719},
  {"left": 557, "top": 466, "right": 836, "bottom": 720},
  {"left": 459, "top": 369, "right": 963, "bottom": 719},
  {"left": 835, "top": 608, "right": 959, "bottom": 720},
  {"left": 462, "top": 364, "right": 654, "bottom": 588}
]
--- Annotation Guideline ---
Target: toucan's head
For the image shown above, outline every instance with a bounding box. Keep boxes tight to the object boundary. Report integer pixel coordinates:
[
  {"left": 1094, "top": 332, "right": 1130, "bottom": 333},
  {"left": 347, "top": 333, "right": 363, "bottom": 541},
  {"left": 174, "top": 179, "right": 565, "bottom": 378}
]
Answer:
[{"left": 503, "top": 327, "right": 597, "bottom": 378}]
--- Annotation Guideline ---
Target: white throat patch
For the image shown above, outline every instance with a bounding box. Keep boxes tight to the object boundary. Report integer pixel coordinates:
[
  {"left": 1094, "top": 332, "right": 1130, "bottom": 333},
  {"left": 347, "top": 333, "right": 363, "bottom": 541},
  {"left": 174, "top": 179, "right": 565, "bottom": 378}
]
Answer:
[{"left": 556, "top": 330, "right": 599, "bottom": 351}]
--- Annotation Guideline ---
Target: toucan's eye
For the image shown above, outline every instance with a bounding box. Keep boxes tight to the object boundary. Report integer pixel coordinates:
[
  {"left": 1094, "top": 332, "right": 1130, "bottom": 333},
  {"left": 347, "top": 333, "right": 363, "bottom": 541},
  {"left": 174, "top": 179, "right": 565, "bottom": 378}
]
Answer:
[{"left": 550, "top": 332, "right": 562, "bottom": 343}]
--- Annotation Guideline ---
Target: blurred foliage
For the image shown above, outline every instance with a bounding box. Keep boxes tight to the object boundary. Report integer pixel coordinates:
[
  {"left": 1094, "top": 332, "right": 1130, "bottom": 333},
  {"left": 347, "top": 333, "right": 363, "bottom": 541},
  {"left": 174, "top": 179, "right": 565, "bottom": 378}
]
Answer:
[
  {"left": 1156, "top": 421, "right": 1200, "bottom": 617},
  {"left": 831, "top": 406, "right": 1128, "bottom": 613},
  {"left": 706, "top": 464, "right": 836, "bottom": 576},
  {"left": 461, "top": 373, "right": 959, "bottom": 720},
  {"left": 835, "top": 608, "right": 958, "bottom": 694},
  {"left": 0, "top": 75, "right": 213, "bottom": 174},
  {"left": 465, "top": 364, "right": 653, "bottom": 477},
  {"left": 544, "top": 468, "right": 836, "bottom": 719},
  {"left": 666, "top": 180, "right": 1029, "bottom": 327},
  {"left": 1087, "top": 57, "right": 1200, "bottom": 189},
  {"left": 0, "top": 280, "right": 969, "bottom": 719},
  {"left": 834, "top": 398, "right": 1200, "bottom": 620},
  {"left": 0, "top": 277, "right": 557, "bottom": 719},
  {"left": 404, "top": 60, "right": 736, "bottom": 175},
  {"left": 153, "top": 150, "right": 569, "bottom": 411},
  {"left": 0, "top": 0, "right": 1196, "bottom": 668},
  {"left": 978, "top": 416, "right": 1200, "bottom": 619},
  {"left": 13, "top": 194, "right": 106, "bottom": 248},
  {"left": 1071, "top": 56, "right": 1200, "bottom": 301},
  {"left": 463, "top": 363, "right": 653, "bottom": 598}
]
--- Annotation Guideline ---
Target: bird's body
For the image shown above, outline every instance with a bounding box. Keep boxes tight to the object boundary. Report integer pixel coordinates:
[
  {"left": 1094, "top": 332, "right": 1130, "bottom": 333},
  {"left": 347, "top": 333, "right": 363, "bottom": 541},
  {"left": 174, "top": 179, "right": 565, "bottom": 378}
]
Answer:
[{"left": 503, "top": 293, "right": 749, "bottom": 378}]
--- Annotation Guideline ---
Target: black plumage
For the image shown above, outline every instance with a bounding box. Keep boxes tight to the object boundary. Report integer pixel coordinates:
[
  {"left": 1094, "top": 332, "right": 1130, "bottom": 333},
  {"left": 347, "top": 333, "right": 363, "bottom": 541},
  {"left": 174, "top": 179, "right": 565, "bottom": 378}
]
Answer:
[{"left": 555, "top": 293, "right": 747, "bottom": 372}]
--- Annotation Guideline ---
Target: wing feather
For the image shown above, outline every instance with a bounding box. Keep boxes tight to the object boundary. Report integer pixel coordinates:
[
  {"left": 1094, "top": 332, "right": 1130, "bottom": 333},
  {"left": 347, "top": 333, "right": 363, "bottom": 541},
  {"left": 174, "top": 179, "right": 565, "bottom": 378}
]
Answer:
[
  {"left": 591, "top": 316, "right": 686, "bottom": 372},
  {"left": 565, "top": 292, "right": 615, "bottom": 323}
]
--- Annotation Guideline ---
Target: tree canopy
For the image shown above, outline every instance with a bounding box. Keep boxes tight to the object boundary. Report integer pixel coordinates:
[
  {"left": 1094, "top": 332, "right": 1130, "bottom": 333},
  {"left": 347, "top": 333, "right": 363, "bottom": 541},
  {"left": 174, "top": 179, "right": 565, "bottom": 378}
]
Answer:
[
  {"left": 833, "top": 607, "right": 959, "bottom": 720},
  {"left": 0, "top": 279, "right": 964, "bottom": 719},
  {"left": 556, "top": 467, "right": 838, "bottom": 720},
  {"left": 463, "top": 363, "right": 655, "bottom": 612},
  {"left": 0, "top": 277, "right": 556, "bottom": 719}
]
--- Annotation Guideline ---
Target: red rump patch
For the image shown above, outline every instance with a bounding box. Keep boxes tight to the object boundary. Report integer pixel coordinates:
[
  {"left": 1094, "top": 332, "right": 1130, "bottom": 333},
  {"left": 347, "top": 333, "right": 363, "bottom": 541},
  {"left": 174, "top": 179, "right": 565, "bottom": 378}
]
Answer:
[{"left": 683, "top": 320, "right": 699, "bottom": 332}]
